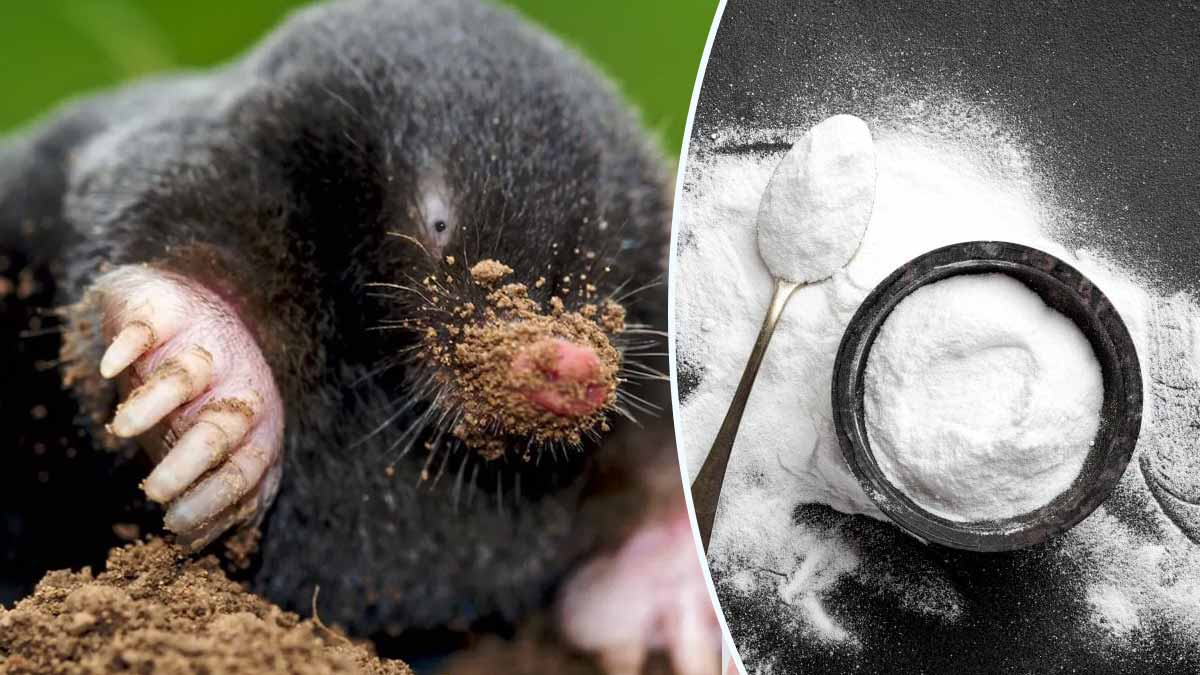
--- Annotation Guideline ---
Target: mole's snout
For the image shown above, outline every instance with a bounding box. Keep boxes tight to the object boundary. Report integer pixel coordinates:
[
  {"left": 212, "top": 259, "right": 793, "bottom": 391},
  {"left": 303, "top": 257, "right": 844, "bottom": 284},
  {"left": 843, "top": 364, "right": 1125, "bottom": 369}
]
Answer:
[
  {"left": 423, "top": 260, "right": 624, "bottom": 454},
  {"left": 512, "top": 338, "right": 609, "bottom": 417}
]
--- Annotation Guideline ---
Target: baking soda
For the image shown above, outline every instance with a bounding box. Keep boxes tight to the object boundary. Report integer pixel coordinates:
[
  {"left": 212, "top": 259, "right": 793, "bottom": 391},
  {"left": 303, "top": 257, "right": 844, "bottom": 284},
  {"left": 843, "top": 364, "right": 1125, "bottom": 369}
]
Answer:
[
  {"left": 755, "top": 114, "right": 875, "bottom": 283},
  {"left": 865, "top": 273, "right": 1103, "bottom": 522},
  {"left": 675, "top": 101, "right": 1200, "bottom": 652}
]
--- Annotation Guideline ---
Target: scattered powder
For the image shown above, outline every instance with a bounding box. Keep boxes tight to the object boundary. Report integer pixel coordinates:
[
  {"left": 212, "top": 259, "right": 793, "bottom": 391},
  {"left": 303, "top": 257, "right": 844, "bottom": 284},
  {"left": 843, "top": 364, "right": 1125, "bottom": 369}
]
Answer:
[
  {"left": 864, "top": 273, "right": 1103, "bottom": 522},
  {"left": 755, "top": 114, "right": 876, "bottom": 283},
  {"left": 675, "top": 100, "right": 1200, "bottom": 651},
  {"left": 1086, "top": 583, "right": 1141, "bottom": 637}
]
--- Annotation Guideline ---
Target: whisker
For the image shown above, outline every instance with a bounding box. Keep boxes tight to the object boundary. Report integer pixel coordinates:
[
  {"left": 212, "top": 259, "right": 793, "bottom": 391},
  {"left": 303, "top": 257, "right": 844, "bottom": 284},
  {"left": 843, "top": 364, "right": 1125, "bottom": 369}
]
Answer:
[
  {"left": 428, "top": 433, "right": 455, "bottom": 487},
  {"left": 606, "top": 276, "right": 633, "bottom": 301},
  {"left": 453, "top": 451, "right": 470, "bottom": 510},
  {"left": 19, "top": 326, "right": 65, "bottom": 338},
  {"left": 610, "top": 403, "right": 639, "bottom": 424},
  {"left": 618, "top": 388, "right": 663, "bottom": 410},
  {"left": 351, "top": 357, "right": 402, "bottom": 386},
  {"left": 619, "top": 328, "right": 669, "bottom": 338},
  {"left": 389, "top": 408, "right": 436, "bottom": 457},
  {"left": 617, "top": 339, "right": 662, "bottom": 352},
  {"left": 417, "top": 442, "right": 438, "bottom": 487},
  {"left": 612, "top": 278, "right": 663, "bottom": 304},
  {"left": 405, "top": 271, "right": 451, "bottom": 298},
  {"left": 466, "top": 462, "right": 481, "bottom": 506},
  {"left": 622, "top": 359, "right": 667, "bottom": 374},
  {"left": 385, "top": 232, "right": 432, "bottom": 257},
  {"left": 620, "top": 369, "right": 661, "bottom": 381},
  {"left": 363, "top": 324, "right": 418, "bottom": 335},
  {"left": 365, "top": 281, "right": 439, "bottom": 305}
]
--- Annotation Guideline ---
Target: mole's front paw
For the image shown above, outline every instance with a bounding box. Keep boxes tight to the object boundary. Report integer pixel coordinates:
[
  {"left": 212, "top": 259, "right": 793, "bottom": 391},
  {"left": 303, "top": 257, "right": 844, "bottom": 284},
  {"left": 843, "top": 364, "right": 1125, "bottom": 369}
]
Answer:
[
  {"left": 90, "top": 266, "right": 284, "bottom": 550},
  {"left": 556, "top": 502, "right": 722, "bottom": 675}
]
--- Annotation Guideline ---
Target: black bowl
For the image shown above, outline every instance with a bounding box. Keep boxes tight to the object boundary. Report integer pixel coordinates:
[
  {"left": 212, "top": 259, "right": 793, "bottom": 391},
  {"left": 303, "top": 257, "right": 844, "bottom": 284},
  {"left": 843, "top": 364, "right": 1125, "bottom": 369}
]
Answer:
[{"left": 831, "top": 241, "right": 1143, "bottom": 551}]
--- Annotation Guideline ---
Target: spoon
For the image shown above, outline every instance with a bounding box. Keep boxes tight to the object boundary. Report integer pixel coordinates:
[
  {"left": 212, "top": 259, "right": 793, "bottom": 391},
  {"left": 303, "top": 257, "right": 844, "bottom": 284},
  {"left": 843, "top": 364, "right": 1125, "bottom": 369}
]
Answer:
[{"left": 690, "top": 114, "right": 877, "bottom": 550}]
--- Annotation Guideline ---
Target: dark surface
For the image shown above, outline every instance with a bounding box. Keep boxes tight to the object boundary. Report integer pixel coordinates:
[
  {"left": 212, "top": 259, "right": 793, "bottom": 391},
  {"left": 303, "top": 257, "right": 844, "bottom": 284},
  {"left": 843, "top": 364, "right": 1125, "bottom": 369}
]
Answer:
[
  {"left": 695, "top": 0, "right": 1200, "bottom": 294},
  {"left": 691, "top": 1, "right": 1200, "bottom": 672},
  {"left": 0, "top": 248, "right": 158, "bottom": 607},
  {"left": 833, "top": 241, "right": 1142, "bottom": 551}
]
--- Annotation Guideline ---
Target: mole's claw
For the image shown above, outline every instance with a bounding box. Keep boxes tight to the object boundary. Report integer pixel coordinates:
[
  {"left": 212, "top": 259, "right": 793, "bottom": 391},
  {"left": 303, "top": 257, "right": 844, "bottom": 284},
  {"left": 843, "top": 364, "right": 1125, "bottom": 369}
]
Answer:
[
  {"left": 164, "top": 441, "right": 272, "bottom": 534},
  {"left": 99, "top": 321, "right": 156, "bottom": 378},
  {"left": 109, "top": 345, "right": 214, "bottom": 437},
  {"left": 174, "top": 490, "right": 260, "bottom": 553},
  {"left": 144, "top": 396, "right": 259, "bottom": 504},
  {"left": 77, "top": 264, "right": 285, "bottom": 548}
]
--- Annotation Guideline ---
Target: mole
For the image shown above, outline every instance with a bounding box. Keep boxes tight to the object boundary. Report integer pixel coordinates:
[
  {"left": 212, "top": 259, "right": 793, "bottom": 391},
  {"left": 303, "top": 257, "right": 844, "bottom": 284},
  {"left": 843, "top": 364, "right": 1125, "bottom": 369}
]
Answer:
[{"left": 0, "top": 0, "right": 717, "bottom": 668}]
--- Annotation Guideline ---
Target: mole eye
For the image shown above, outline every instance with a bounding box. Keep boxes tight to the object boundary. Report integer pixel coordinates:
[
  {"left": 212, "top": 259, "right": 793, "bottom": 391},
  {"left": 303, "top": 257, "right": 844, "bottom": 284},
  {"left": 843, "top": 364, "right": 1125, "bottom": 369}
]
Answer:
[{"left": 417, "top": 186, "right": 454, "bottom": 256}]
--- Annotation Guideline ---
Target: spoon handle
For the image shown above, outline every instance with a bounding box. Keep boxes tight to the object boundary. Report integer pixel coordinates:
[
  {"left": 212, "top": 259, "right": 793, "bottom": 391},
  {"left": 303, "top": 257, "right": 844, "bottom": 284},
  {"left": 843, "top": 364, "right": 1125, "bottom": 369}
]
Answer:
[{"left": 691, "top": 278, "right": 801, "bottom": 551}]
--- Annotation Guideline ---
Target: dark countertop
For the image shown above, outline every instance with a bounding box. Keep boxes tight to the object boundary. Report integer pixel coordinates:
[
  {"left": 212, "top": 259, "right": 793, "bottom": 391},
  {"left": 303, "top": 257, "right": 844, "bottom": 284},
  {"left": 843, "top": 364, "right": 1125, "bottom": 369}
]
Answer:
[{"left": 695, "top": 0, "right": 1200, "bottom": 294}]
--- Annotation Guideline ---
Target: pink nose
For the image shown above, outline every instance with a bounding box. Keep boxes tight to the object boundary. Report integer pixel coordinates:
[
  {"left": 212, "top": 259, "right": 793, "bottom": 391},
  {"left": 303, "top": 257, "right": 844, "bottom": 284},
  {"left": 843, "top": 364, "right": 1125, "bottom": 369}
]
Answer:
[{"left": 512, "top": 338, "right": 609, "bottom": 417}]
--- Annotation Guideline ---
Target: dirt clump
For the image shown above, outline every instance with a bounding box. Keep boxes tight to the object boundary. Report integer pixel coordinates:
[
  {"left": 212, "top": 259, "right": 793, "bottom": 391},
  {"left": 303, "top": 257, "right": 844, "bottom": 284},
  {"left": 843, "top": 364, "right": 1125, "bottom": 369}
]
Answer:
[
  {"left": 468, "top": 260, "right": 513, "bottom": 285},
  {"left": 0, "top": 539, "right": 411, "bottom": 675},
  {"left": 420, "top": 260, "right": 625, "bottom": 459},
  {"left": 223, "top": 526, "right": 262, "bottom": 572}
]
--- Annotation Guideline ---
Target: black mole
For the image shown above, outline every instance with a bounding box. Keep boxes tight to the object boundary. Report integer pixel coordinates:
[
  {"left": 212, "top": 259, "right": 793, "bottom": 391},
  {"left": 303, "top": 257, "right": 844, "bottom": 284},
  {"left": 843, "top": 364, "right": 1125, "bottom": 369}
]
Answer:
[{"left": 0, "top": 0, "right": 674, "bottom": 644}]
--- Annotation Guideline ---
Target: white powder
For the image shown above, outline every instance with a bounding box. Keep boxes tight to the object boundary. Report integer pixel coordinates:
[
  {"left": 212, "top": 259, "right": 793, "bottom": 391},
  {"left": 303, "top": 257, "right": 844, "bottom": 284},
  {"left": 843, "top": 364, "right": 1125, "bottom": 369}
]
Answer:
[
  {"left": 755, "top": 114, "right": 875, "bottom": 283},
  {"left": 864, "top": 273, "right": 1103, "bottom": 522},
  {"left": 1086, "top": 583, "right": 1141, "bottom": 637},
  {"left": 674, "top": 99, "right": 1200, "bottom": 652}
]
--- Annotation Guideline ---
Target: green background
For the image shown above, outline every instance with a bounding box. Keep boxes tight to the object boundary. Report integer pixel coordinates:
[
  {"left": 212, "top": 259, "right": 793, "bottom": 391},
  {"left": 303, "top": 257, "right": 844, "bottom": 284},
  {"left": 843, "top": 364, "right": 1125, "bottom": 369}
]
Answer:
[{"left": 0, "top": 0, "right": 717, "bottom": 154}]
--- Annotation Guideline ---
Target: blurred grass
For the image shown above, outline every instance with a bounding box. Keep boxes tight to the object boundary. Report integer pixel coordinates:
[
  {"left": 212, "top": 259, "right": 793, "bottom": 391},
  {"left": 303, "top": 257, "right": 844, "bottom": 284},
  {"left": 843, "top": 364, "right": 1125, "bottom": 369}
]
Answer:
[{"left": 0, "top": 0, "right": 716, "bottom": 153}]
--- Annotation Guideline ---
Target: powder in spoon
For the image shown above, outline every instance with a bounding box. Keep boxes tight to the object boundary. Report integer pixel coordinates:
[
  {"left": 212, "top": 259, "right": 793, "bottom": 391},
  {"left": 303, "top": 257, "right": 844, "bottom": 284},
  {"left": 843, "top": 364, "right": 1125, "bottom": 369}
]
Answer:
[
  {"left": 756, "top": 114, "right": 876, "bottom": 283},
  {"left": 863, "top": 273, "right": 1104, "bottom": 522}
]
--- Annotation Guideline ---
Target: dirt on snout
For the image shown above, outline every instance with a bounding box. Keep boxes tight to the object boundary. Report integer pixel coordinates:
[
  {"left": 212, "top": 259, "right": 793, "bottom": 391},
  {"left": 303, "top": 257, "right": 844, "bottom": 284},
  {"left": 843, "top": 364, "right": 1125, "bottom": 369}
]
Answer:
[
  {"left": 421, "top": 259, "right": 626, "bottom": 460},
  {"left": 0, "top": 539, "right": 411, "bottom": 675}
]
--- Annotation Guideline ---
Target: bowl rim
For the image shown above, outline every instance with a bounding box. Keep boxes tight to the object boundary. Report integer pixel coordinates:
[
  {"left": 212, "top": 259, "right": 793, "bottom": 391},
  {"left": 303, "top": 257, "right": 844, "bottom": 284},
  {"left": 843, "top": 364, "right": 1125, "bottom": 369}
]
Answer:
[{"left": 831, "top": 240, "right": 1143, "bottom": 552}]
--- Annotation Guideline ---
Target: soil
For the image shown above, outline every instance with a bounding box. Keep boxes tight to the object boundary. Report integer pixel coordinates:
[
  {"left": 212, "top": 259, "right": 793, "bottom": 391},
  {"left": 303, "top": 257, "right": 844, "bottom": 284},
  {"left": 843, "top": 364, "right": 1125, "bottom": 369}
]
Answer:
[
  {"left": 0, "top": 539, "right": 411, "bottom": 675},
  {"left": 467, "top": 260, "right": 513, "bottom": 285}
]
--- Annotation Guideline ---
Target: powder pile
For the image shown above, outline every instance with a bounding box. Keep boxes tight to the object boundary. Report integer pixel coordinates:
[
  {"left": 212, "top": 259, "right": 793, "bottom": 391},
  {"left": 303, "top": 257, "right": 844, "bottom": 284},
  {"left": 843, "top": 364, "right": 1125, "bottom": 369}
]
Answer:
[
  {"left": 755, "top": 114, "right": 875, "bottom": 283},
  {"left": 674, "top": 98, "right": 1200, "bottom": 659},
  {"left": 0, "top": 538, "right": 411, "bottom": 675},
  {"left": 864, "top": 273, "right": 1103, "bottom": 521}
]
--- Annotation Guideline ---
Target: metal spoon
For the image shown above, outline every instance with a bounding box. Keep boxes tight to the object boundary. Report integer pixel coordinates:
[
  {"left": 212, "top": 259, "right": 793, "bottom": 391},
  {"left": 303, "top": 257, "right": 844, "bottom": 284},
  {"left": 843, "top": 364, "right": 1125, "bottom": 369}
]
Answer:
[{"left": 691, "top": 114, "right": 877, "bottom": 550}]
